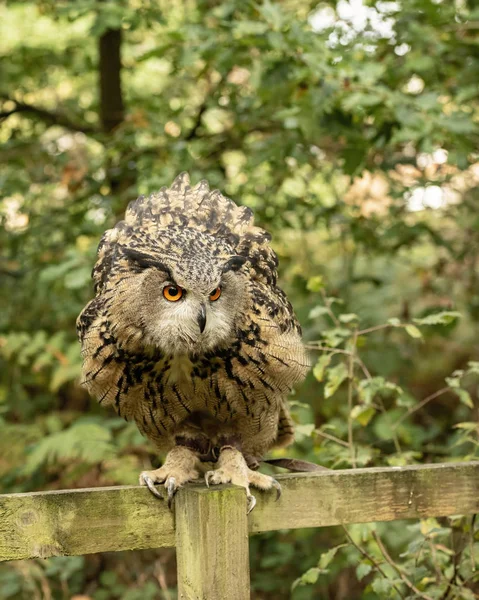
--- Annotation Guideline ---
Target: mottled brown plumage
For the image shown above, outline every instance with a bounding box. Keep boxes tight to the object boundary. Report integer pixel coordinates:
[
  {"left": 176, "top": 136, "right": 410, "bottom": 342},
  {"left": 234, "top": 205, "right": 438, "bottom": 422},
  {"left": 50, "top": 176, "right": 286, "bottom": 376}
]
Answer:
[{"left": 77, "top": 173, "right": 309, "bottom": 510}]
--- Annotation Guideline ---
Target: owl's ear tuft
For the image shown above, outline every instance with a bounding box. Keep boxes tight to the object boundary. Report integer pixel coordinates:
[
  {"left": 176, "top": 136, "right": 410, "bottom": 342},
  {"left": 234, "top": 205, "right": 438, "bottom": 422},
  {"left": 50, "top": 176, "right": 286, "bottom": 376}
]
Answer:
[
  {"left": 123, "top": 247, "right": 173, "bottom": 277},
  {"left": 222, "top": 255, "right": 248, "bottom": 273},
  {"left": 170, "top": 172, "right": 191, "bottom": 192}
]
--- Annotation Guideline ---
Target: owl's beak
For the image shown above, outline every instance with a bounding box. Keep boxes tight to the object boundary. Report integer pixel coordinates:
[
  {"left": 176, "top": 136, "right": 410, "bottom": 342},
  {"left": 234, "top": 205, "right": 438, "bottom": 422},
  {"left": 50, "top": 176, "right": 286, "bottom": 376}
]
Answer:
[{"left": 197, "top": 303, "right": 207, "bottom": 333}]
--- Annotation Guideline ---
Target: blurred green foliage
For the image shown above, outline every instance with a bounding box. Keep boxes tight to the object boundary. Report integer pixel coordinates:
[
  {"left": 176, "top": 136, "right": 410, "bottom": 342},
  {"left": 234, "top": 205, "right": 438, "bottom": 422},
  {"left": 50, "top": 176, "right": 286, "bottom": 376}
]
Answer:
[{"left": 1, "top": 0, "right": 478, "bottom": 597}]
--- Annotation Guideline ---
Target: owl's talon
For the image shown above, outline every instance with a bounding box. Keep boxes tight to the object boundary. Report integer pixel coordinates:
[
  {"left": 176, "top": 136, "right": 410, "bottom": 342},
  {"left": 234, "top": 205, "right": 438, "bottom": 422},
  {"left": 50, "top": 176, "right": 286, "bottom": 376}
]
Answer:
[
  {"left": 167, "top": 477, "right": 177, "bottom": 508},
  {"left": 204, "top": 471, "right": 213, "bottom": 487},
  {"left": 271, "top": 478, "right": 282, "bottom": 501},
  {"left": 140, "top": 474, "right": 163, "bottom": 500},
  {"left": 204, "top": 447, "right": 281, "bottom": 512},
  {"left": 247, "top": 494, "right": 257, "bottom": 514},
  {"left": 138, "top": 446, "right": 200, "bottom": 508}
]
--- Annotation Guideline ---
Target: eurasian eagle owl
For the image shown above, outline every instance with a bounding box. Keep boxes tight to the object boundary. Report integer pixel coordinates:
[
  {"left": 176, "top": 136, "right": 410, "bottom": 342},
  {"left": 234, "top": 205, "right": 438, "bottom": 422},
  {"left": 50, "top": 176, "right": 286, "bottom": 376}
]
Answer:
[{"left": 77, "top": 173, "right": 309, "bottom": 512}]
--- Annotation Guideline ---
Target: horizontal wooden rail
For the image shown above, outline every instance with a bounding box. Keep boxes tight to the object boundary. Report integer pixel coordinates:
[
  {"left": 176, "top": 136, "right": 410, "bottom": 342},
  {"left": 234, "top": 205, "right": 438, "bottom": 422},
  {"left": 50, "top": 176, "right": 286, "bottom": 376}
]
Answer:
[{"left": 1, "top": 462, "right": 478, "bottom": 563}]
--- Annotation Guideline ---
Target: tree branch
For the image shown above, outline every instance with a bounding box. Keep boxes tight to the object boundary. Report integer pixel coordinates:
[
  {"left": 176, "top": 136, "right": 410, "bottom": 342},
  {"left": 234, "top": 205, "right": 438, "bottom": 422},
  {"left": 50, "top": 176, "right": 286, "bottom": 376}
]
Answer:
[
  {"left": 0, "top": 96, "right": 99, "bottom": 135},
  {"left": 342, "top": 527, "right": 406, "bottom": 600},
  {"left": 372, "top": 531, "right": 435, "bottom": 600},
  {"left": 184, "top": 71, "right": 224, "bottom": 142}
]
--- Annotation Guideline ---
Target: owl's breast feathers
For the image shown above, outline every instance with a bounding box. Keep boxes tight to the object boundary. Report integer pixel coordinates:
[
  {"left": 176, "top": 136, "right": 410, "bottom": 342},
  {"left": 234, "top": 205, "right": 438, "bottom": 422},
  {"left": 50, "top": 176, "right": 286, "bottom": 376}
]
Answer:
[{"left": 77, "top": 173, "right": 309, "bottom": 456}]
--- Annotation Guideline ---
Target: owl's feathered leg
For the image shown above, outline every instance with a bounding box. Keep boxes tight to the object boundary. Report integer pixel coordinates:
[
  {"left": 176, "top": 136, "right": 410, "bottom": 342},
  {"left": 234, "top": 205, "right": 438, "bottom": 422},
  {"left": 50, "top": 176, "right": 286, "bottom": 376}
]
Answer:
[
  {"left": 204, "top": 447, "right": 281, "bottom": 514},
  {"left": 139, "top": 445, "right": 200, "bottom": 508}
]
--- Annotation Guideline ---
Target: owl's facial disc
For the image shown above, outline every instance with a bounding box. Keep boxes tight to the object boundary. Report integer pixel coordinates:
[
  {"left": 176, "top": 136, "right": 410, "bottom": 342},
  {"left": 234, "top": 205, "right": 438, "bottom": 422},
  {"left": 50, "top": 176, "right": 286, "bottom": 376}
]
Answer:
[{"left": 117, "top": 263, "right": 247, "bottom": 356}]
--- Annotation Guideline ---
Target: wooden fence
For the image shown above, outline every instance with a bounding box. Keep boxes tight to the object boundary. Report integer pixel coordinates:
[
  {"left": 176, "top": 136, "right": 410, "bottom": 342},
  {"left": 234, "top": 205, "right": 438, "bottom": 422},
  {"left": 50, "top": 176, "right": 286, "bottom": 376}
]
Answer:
[{"left": 1, "top": 462, "right": 479, "bottom": 599}]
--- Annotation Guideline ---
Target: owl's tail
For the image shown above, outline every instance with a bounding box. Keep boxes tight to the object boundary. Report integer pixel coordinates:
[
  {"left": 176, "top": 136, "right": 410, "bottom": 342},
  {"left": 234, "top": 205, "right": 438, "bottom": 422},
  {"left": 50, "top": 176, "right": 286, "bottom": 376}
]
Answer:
[{"left": 262, "top": 458, "right": 329, "bottom": 473}]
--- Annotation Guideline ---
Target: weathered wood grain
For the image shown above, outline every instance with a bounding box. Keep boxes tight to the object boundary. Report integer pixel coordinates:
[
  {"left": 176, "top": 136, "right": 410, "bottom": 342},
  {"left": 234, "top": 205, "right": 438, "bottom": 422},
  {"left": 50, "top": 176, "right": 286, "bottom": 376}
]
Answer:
[
  {"left": 175, "top": 485, "right": 250, "bottom": 600},
  {"left": 0, "top": 485, "right": 174, "bottom": 562},
  {"left": 0, "top": 462, "right": 478, "bottom": 562},
  {"left": 249, "top": 462, "right": 479, "bottom": 533}
]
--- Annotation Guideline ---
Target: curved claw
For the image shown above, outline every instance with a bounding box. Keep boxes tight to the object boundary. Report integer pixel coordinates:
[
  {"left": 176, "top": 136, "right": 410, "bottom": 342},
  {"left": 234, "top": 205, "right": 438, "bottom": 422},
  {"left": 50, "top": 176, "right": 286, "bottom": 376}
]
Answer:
[
  {"left": 271, "top": 478, "right": 282, "bottom": 501},
  {"left": 167, "top": 477, "right": 177, "bottom": 509},
  {"left": 141, "top": 474, "right": 163, "bottom": 500},
  {"left": 247, "top": 494, "right": 257, "bottom": 514},
  {"left": 204, "top": 471, "right": 214, "bottom": 487}
]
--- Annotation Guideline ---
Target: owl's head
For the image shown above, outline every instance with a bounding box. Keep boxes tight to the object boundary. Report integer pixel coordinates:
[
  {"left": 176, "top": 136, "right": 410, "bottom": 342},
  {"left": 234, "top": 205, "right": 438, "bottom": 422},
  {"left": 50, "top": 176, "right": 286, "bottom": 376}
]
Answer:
[
  {"left": 108, "top": 231, "right": 250, "bottom": 356},
  {"left": 92, "top": 173, "right": 279, "bottom": 357}
]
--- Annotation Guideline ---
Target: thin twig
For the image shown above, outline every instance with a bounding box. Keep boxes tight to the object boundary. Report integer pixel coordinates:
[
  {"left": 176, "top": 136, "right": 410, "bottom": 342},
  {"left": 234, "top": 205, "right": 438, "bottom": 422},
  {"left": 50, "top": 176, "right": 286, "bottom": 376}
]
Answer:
[
  {"left": 154, "top": 558, "right": 173, "bottom": 600},
  {"left": 357, "top": 323, "right": 394, "bottom": 336},
  {"left": 304, "top": 344, "right": 351, "bottom": 356},
  {"left": 320, "top": 289, "right": 341, "bottom": 327},
  {"left": 372, "top": 532, "right": 435, "bottom": 600},
  {"left": 427, "top": 538, "right": 443, "bottom": 583},
  {"left": 356, "top": 356, "right": 372, "bottom": 380},
  {"left": 347, "top": 330, "right": 358, "bottom": 467},
  {"left": 470, "top": 514, "right": 477, "bottom": 573},
  {"left": 305, "top": 343, "right": 372, "bottom": 380},
  {"left": 377, "top": 398, "right": 402, "bottom": 453},
  {"left": 0, "top": 96, "right": 99, "bottom": 135},
  {"left": 440, "top": 519, "right": 459, "bottom": 600},
  {"left": 393, "top": 387, "right": 451, "bottom": 430},
  {"left": 342, "top": 527, "right": 406, "bottom": 600},
  {"left": 315, "top": 429, "right": 350, "bottom": 448}
]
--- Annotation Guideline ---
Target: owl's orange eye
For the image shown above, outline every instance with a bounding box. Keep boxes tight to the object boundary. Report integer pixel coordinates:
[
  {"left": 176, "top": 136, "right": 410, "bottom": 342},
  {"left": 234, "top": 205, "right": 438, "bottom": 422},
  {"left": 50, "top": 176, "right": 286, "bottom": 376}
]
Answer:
[
  {"left": 163, "top": 285, "right": 183, "bottom": 302},
  {"left": 209, "top": 287, "right": 221, "bottom": 302}
]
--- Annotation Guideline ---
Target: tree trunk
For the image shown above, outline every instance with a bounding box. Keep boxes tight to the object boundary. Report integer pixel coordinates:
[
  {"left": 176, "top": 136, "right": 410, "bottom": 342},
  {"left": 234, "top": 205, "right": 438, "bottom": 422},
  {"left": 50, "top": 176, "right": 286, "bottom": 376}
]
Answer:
[
  {"left": 99, "top": 29, "right": 124, "bottom": 134},
  {"left": 98, "top": 26, "right": 135, "bottom": 212}
]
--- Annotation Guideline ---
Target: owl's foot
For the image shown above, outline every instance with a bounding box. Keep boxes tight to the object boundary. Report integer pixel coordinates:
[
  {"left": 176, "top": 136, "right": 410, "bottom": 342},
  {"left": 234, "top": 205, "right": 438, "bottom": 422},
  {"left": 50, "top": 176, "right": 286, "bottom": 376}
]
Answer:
[
  {"left": 204, "top": 447, "right": 281, "bottom": 514},
  {"left": 139, "top": 445, "right": 200, "bottom": 508}
]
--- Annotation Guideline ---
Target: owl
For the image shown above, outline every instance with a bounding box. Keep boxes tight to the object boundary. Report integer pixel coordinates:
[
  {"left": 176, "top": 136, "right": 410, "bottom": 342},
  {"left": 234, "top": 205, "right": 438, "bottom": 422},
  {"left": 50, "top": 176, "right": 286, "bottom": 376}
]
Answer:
[{"left": 77, "top": 173, "right": 309, "bottom": 512}]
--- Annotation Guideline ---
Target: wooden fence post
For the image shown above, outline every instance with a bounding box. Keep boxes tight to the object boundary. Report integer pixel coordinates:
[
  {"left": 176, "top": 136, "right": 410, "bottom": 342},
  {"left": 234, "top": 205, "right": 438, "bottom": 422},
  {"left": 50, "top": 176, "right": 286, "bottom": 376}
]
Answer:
[{"left": 175, "top": 484, "right": 250, "bottom": 600}]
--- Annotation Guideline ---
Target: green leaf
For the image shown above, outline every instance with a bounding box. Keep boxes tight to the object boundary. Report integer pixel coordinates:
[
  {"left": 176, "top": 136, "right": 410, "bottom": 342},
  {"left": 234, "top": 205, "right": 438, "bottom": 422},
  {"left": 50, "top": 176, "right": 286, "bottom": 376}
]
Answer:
[
  {"left": 324, "top": 363, "right": 349, "bottom": 398},
  {"left": 322, "top": 328, "right": 351, "bottom": 348},
  {"left": 294, "top": 423, "right": 315, "bottom": 442},
  {"left": 342, "top": 92, "right": 383, "bottom": 111},
  {"left": 233, "top": 21, "right": 269, "bottom": 37},
  {"left": 313, "top": 354, "right": 332, "bottom": 382},
  {"left": 413, "top": 311, "right": 461, "bottom": 326},
  {"left": 373, "top": 409, "right": 405, "bottom": 442},
  {"left": 454, "top": 422, "right": 477, "bottom": 430},
  {"left": 350, "top": 405, "right": 376, "bottom": 427},
  {"left": 454, "top": 389, "right": 474, "bottom": 409},
  {"left": 395, "top": 105, "right": 423, "bottom": 129},
  {"left": 441, "top": 113, "right": 476, "bottom": 135},
  {"left": 354, "top": 444, "right": 377, "bottom": 466},
  {"left": 371, "top": 578, "right": 393, "bottom": 594},
  {"left": 387, "top": 318, "right": 401, "bottom": 326},
  {"left": 339, "top": 313, "right": 359, "bottom": 324},
  {"left": 39, "top": 258, "right": 79, "bottom": 283},
  {"left": 292, "top": 567, "right": 321, "bottom": 589},
  {"left": 309, "top": 305, "right": 329, "bottom": 319},
  {"left": 358, "top": 377, "right": 403, "bottom": 405},
  {"left": 467, "top": 361, "right": 479, "bottom": 375},
  {"left": 23, "top": 423, "right": 115, "bottom": 475},
  {"left": 64, "top": 267, "right": 91, "bottom": 289},
  {"left": 307, "top": 276, "right": 324, "bottom": 292},
  {"left": 446, "top": 376, "right": 460, "bottom": 388},
  {"left": 356, "top": 562, "right": 372, "bottom": 580},
  {"left": 255, "top": 0, "right": 285, "bottom": 30},
  {"left": 405, "top": 325, "right": 423, "bottom": 339},
  {"left": 281, "top": 177, "right": 306, "bottom": 198},
  {"left": 459, "top": 589, "right": 477, "bottom": 600},
  {"left": 318, "top": 544, "right": 347, "bottom": 570},
  {"left": 50, "top": 363, "right": 82, "bottom": 392}
]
